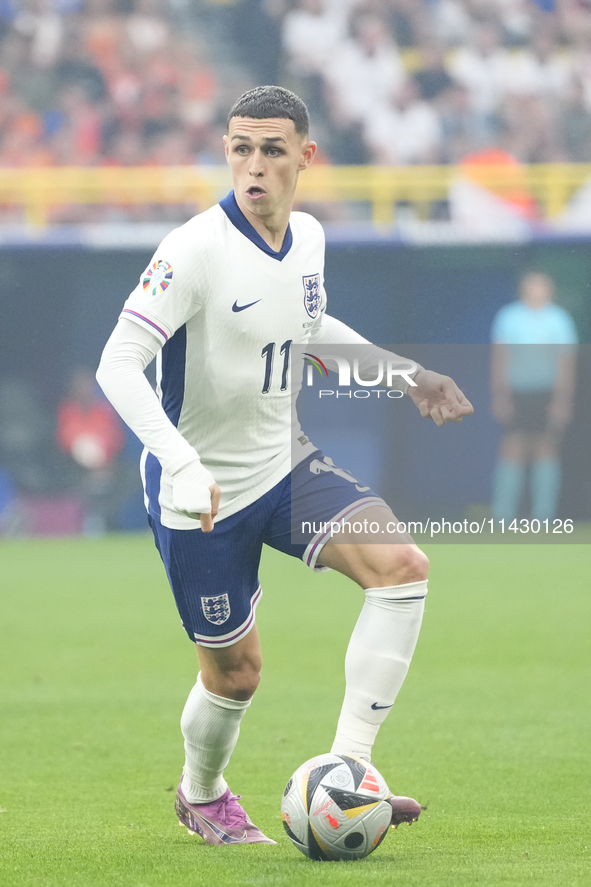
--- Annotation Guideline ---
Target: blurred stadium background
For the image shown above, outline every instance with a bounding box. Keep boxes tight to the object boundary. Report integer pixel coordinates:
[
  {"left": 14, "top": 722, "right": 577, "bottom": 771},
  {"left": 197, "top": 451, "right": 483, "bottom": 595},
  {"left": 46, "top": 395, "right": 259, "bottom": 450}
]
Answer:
[
  {"left": 2, "top": 7, "right": 591, "bottom": 886},
  {"left": 1, "top": 0, "right": 591, "bottom": 535}
]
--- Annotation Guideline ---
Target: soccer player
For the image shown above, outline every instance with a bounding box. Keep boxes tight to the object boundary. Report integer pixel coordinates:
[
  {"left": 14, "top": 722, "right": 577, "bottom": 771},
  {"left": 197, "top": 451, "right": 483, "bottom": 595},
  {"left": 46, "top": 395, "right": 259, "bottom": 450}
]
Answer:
[
  {"left": 97, "top": 86, "right": 473, "bottom": 845},
  {"left": 491, "top": 270, "right": 578, "bottom": 522}
]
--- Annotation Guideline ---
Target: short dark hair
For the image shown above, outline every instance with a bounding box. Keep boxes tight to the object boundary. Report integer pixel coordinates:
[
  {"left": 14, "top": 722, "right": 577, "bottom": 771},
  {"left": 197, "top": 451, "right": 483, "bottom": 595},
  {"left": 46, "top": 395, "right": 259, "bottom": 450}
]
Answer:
[{"left": 227, "top": 86, "right": 309, "bottom": 136}]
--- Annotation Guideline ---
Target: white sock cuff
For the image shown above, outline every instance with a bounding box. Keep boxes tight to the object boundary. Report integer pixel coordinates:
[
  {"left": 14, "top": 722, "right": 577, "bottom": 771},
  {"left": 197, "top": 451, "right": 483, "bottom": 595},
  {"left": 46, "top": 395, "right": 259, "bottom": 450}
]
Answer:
[
  {"left": 196, "top": 673, "right": 252, "bottom": 712},
  {"left": 364, "top": 580, "right": 428, "bottom": 605}
]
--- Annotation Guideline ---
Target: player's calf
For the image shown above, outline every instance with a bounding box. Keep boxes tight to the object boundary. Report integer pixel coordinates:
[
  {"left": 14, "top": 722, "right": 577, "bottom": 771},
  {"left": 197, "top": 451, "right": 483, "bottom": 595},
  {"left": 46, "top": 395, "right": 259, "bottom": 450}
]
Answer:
[{"left": 331, "top": 580, "right": 428, "bottom": 762}]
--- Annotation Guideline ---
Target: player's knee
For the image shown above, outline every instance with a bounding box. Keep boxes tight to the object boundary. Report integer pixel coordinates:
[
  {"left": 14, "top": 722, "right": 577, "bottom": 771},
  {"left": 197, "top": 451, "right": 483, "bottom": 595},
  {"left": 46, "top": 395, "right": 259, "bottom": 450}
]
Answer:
[
  {"left": 199, "top": 653, "right": 262, "bottom": 701},
  {"left": 232, "top": 668, "right": 261, "bottom": 701},
  {"left": 388, "top": 546, "right": 429, "bottom": 585},
  {"left": 218, "top": 660, "right": 261, "bottom": 701},
  {"left": 366, "top": 545, "right": 429, "bottom": 588}
]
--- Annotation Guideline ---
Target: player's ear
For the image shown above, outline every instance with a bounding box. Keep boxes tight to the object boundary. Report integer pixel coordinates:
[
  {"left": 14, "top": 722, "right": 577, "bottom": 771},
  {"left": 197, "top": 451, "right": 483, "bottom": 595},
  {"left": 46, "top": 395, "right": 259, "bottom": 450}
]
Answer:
[
  {"left": 298, "top": 140, "right": 317, "bottom": 172},
  {"left": 223, "top": 133, "right": 230, "bottom": 164}
]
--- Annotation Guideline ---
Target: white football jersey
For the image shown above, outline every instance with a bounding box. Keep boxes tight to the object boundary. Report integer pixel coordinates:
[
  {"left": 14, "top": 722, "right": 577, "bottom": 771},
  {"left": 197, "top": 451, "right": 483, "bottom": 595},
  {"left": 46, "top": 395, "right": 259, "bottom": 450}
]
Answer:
[{"left": 120, "top": 192, "right": 327, "bottom": 529}]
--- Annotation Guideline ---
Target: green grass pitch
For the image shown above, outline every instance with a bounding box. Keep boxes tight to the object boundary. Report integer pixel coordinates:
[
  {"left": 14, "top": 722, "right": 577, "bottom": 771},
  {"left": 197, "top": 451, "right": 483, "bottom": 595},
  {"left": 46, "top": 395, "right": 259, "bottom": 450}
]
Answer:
[{"left": 1, "top": 535, "right": 589, "bottom": 887}]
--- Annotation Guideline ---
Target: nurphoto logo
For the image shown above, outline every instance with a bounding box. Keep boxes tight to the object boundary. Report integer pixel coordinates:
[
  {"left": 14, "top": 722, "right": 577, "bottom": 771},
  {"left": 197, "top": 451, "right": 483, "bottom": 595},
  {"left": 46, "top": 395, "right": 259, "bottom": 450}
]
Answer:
[{"left": 303, "top": 352, "right": 417, "bottom": 399}]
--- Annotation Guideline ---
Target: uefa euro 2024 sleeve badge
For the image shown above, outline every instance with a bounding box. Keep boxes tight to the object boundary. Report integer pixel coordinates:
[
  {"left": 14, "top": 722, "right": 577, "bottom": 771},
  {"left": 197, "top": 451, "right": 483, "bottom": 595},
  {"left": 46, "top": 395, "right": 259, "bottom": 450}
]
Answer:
[
  {"left": 143, "top": 260, "right": 173, "bottom": 296},
  {"left": 303, "top": 273, "right": 321, "bottom": 318},
  {"left": 201, "top": 593, "right": 231, "bottom": 626}
]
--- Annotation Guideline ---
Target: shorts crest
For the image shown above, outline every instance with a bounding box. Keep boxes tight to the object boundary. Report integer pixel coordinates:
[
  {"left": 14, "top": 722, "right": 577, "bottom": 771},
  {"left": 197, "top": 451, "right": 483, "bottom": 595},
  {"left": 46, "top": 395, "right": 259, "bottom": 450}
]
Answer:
[
  {"left": 303, "top": 273, "right": 321, "bottom": 318},
  {"left": 201, "top": 592, "right": 231, "bottom": 625}
]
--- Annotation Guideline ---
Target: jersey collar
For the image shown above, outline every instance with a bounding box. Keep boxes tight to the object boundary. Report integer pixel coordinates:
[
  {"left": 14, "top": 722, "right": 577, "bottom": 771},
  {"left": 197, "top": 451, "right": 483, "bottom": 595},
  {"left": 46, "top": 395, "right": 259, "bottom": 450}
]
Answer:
[{"left": 220, "top": 191, "right": 293, "bottom": 261}]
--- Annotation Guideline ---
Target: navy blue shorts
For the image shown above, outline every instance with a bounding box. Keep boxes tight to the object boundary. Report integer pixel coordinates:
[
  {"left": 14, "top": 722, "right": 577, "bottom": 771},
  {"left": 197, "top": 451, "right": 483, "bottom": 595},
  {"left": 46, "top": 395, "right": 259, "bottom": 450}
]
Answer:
[{"left": 148, "top": 450, "right": 383, "bottom": 647}]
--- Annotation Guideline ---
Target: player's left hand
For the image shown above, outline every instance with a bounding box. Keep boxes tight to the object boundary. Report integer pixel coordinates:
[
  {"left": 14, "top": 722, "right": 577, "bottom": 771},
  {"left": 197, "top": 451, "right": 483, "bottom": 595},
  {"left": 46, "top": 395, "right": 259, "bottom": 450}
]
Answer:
[{"left": 408, "top": 369, "right": 474, "bottom": 427}]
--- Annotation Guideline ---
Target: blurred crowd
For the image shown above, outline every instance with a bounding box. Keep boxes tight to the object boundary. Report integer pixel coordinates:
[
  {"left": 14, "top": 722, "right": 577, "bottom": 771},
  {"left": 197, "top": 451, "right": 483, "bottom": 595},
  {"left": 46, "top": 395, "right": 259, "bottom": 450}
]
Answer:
[
  {"left": 3, "top": 0, "right": 591, "bottom": 171},
  {"left": 277, "top": 0, "right": 591, "bottom": 164},
  {"left": 0, "top": 0, "right": 221, "bottom": 169}
]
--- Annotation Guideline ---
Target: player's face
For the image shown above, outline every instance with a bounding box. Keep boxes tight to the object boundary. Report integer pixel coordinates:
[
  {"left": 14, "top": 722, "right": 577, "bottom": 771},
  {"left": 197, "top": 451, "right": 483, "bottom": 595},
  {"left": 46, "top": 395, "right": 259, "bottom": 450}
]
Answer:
[{"left": 224, "top": 117, "right": 316, "bottom": 223}]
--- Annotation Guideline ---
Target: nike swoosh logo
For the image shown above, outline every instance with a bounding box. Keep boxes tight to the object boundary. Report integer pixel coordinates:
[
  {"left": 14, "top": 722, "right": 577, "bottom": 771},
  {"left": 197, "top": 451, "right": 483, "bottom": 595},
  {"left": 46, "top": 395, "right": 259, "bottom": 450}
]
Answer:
[
  {"left": 232, "top": 299, "right": 262, "bottom": 312},
  {"left": 371, "top": 702, "right": 394, "bottom": 710}
]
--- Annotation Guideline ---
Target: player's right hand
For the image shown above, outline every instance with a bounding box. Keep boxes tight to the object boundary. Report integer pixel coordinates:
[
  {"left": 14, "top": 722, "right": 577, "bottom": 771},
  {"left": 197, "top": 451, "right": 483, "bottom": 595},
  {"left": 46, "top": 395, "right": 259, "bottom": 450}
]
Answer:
[
  {"left": 409, "top": 369, "right": 474, "bottom": 426},
  {"left": 171, "top": 459, "right": 221, "bottom": 532}
]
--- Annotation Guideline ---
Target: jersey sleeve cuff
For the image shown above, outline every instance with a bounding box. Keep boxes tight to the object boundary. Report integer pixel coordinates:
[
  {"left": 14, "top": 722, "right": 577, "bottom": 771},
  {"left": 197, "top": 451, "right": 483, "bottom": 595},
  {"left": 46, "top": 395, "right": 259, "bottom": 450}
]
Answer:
[{"left": 120, "top": 308, "right": 171, "bottom": 345}]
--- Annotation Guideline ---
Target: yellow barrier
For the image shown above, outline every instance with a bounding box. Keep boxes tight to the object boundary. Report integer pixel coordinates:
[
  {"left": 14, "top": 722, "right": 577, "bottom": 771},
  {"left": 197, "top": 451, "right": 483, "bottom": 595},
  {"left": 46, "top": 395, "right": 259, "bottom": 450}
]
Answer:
[
  {"left": 1, "top": 164, "right": 590, "bottom": 226},
  {"left": 299, "top": 164, "right": 591, "bottom": 222}
]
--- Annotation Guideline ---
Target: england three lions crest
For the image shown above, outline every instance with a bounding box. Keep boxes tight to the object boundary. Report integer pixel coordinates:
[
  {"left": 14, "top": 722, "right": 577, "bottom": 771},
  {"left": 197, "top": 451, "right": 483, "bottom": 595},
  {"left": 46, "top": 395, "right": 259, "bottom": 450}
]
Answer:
[
  {"left": 303, "top": 273, "right": 321, "bottom": 319},
  {"left": 201, "top": 593, "right": 231, "bottom": 625}
]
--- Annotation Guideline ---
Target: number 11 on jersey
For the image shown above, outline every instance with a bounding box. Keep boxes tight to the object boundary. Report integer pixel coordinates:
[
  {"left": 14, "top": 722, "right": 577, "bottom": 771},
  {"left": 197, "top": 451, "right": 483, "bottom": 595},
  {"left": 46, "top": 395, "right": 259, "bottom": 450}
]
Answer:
[{"left": 261, "top": 340, "right": 292, "bottom": 393}]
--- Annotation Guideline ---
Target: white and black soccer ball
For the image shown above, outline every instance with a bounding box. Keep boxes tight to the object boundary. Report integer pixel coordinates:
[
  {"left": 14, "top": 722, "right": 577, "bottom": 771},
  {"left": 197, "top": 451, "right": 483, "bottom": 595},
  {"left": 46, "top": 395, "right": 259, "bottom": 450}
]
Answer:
[{"left": 281, "top": 753, "right": 392, "bottom": 861}]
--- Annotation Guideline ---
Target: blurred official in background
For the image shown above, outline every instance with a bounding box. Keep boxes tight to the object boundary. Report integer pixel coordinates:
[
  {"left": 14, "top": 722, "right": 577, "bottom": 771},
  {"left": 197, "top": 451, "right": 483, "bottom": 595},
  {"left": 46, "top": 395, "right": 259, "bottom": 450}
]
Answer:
[{"left": 491, "top": 271, "right": 578, "bottom": 522}]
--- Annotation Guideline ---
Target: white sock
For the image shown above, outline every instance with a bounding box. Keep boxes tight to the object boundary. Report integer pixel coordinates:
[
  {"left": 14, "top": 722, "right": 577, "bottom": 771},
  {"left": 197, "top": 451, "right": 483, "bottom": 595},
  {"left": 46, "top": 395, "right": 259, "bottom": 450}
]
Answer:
[
  {"left": 331, "top": 580, "right": 427, "bottom": 762},
  {"left": 180, "top": 673, "right": 250, "bottom": 803}
]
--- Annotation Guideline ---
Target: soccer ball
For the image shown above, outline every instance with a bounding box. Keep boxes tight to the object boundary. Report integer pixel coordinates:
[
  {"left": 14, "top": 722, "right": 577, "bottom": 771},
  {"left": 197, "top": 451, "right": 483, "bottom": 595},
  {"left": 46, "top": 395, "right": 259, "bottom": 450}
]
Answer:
[{"left": 281, "top": 753, "right": 392, "bottom": 861}]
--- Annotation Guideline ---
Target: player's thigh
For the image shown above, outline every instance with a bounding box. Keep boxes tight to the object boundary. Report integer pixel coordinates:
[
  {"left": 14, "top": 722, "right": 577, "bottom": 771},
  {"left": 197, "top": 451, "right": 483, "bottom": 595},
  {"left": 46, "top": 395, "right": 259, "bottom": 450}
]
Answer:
[
  {"left": 318, "top": 505, "right": 429, "bottom": 589},
  {"left": 148, "top": 508, "right": 265, "bottom": 649},
  {"left": 262, "top": 450, "right": 387, "bottom": 572}
]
